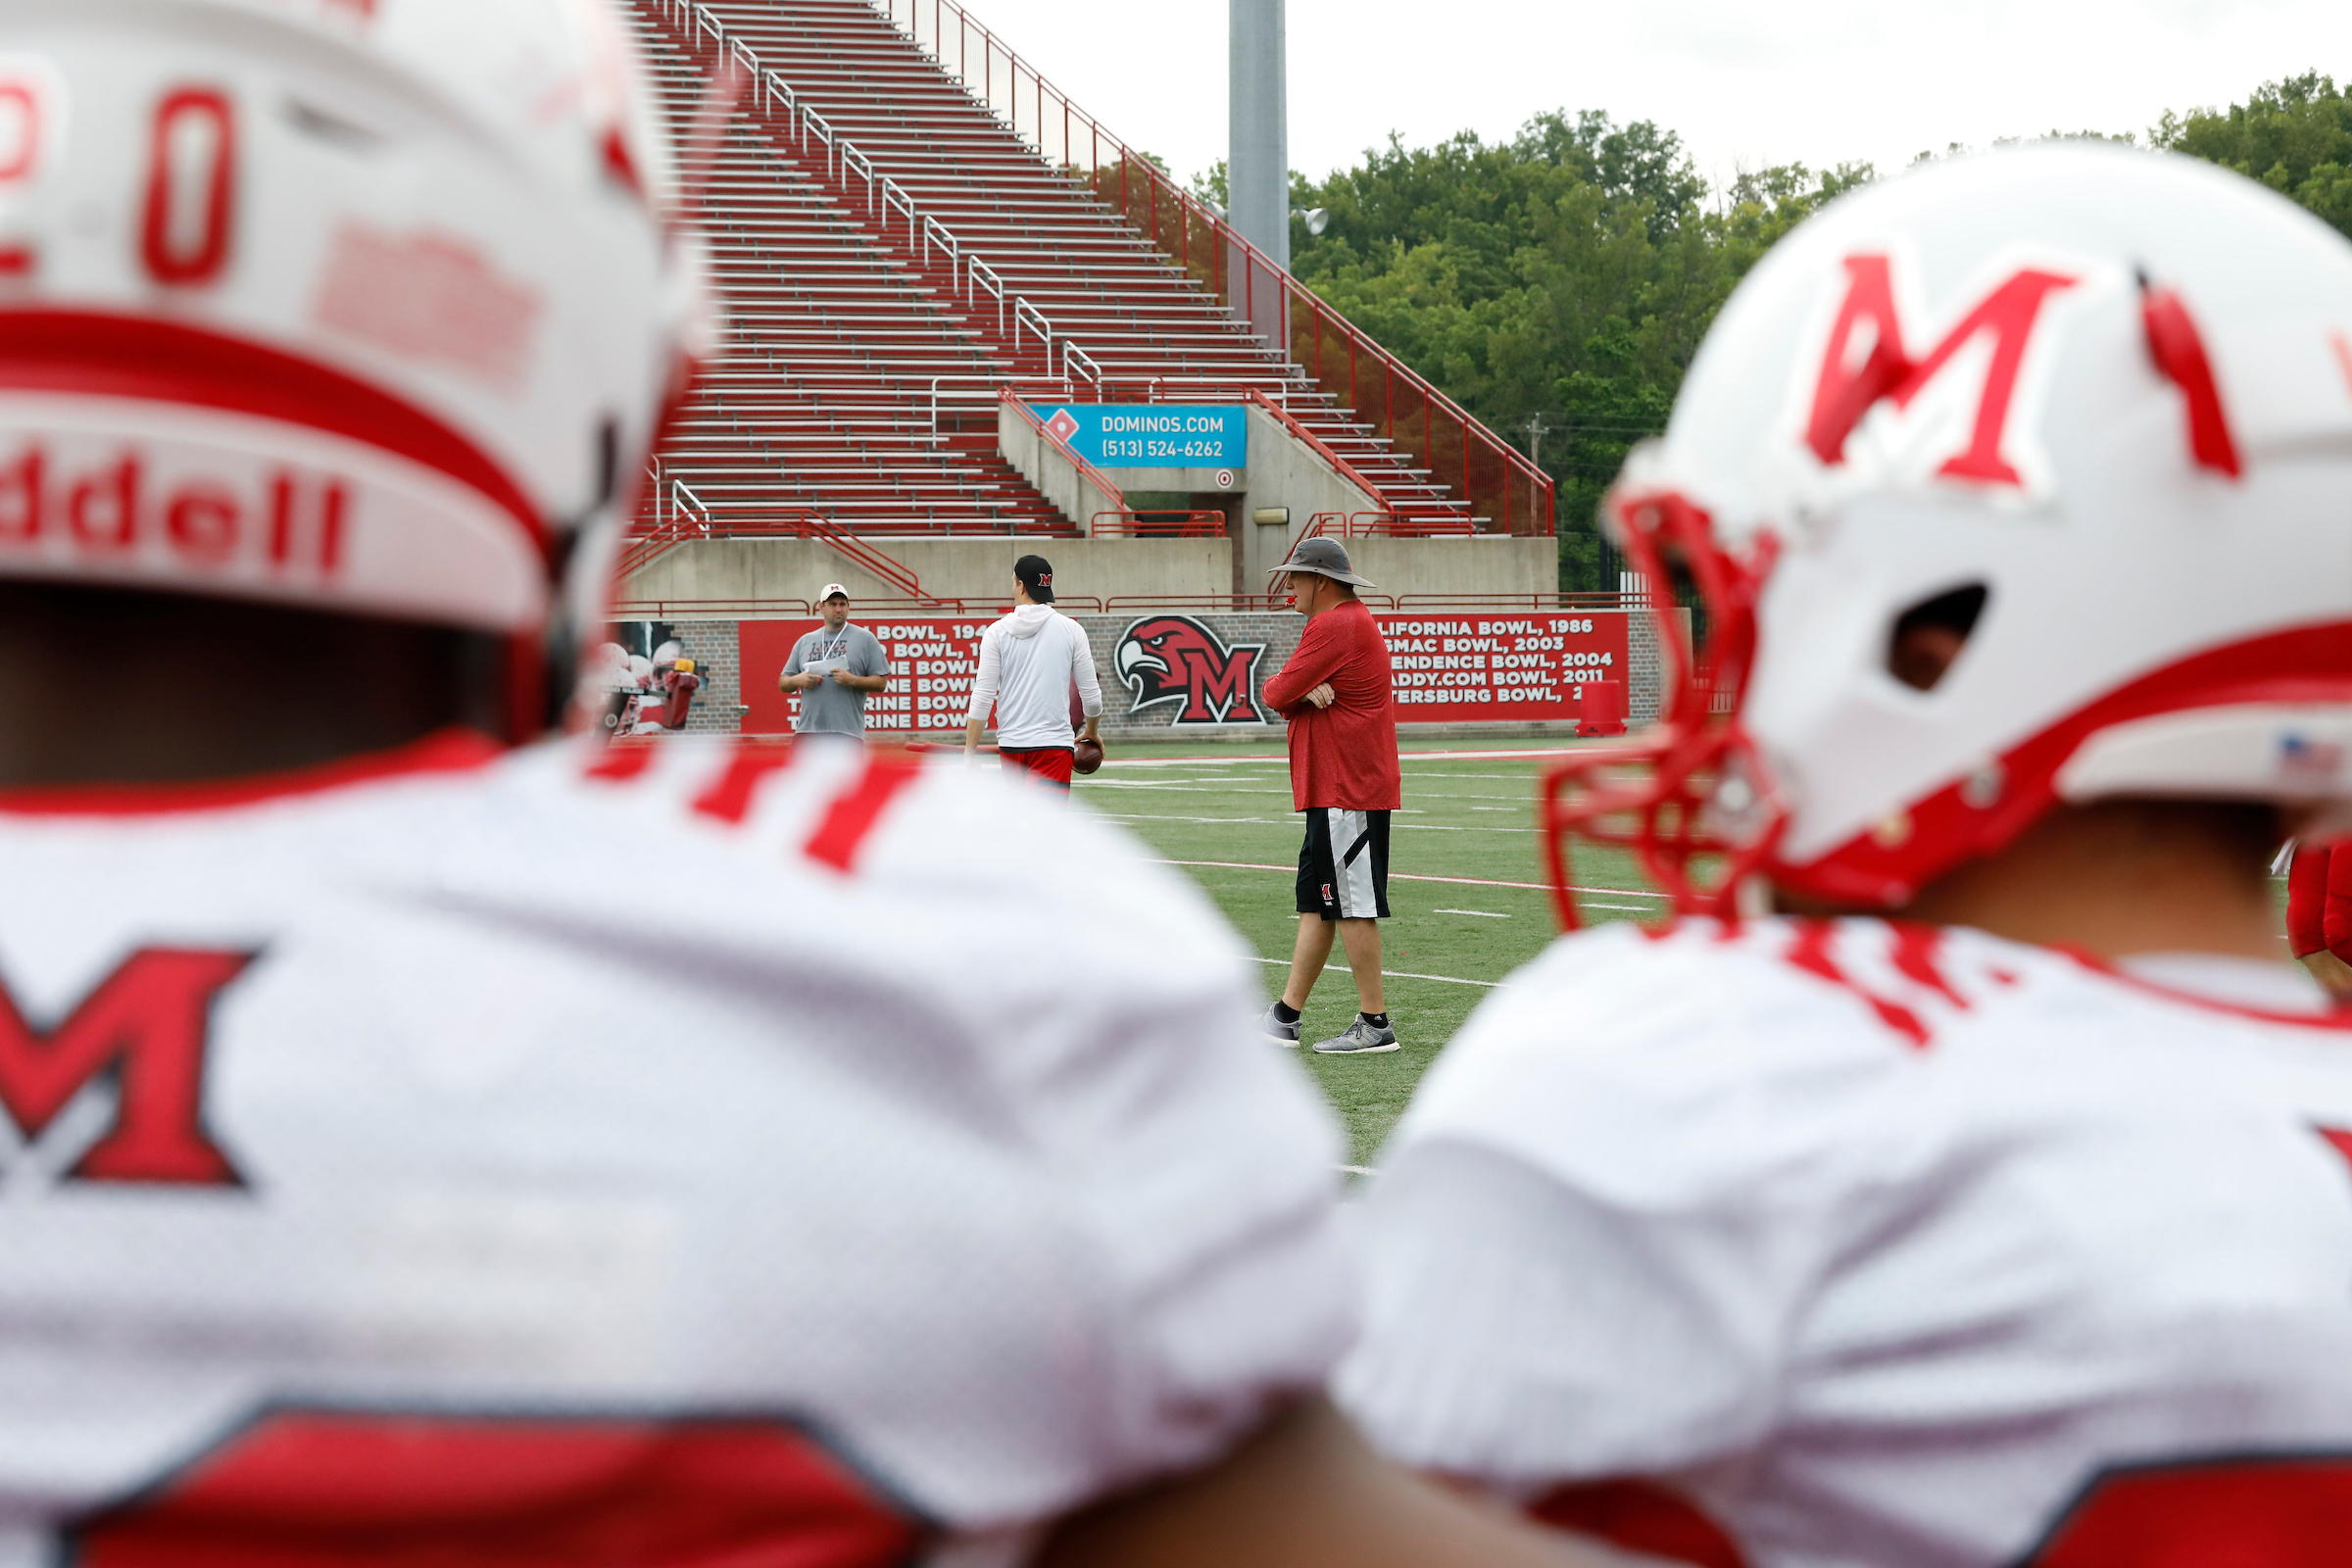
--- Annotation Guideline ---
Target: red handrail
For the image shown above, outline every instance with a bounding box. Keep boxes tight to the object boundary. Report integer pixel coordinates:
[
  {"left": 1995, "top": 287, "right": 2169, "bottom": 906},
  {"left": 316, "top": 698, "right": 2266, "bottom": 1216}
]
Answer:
[
  {"left": 1393, "top": 593, "right": 1633, "bottom": 612},
  {"left": 622, "top": 479, "right": 942, "bottom": 605},
  {"left": 619, "top": 506, "right": 830, "bottom": 578},
  {"left": 612, "top": 596, "right": 1112, "bottom": 616},
  {"left": 1238, "top": 389, "right": 1397, "bottom": 521},
  {"left": 1001, "top": 391, "right": 1128, "bottom": 530},
  {"left": 873, "top": 0, "right": 1555, "bottom": 537},
  {"left": 609, "top": 592, "right": 1642, "bottom": 618},
  {"left": 801, "top": 513, "right": 934, "bottom": 602},
  {"left": 1091, "top": 510, "right": 1228, "bottom": 538}
]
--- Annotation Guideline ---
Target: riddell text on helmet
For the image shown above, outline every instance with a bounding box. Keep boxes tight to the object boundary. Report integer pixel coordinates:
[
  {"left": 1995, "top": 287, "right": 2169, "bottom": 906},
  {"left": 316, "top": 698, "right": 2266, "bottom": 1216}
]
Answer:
[
  {"left": 0, "top": 445, "right": 346, "bottom": 575},
  {"left": 0, "top": 416, "right": 546, "bottom": 629}
]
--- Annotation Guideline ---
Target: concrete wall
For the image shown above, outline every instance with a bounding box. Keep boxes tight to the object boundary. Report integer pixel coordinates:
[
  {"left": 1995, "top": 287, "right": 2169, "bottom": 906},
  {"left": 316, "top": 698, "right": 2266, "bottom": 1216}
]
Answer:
[
  {"left": 622, "top": 533, "right": 1552, "bottom": 608},
  {"left": 1230, "top": 403, "right": 1381, "bottom": 583},
  {"left": 1339, "top": 535, "right": 1553, "bottom": 601},
  {"left": 622, "top": 536, "right": 1233, "bottom": 607}
]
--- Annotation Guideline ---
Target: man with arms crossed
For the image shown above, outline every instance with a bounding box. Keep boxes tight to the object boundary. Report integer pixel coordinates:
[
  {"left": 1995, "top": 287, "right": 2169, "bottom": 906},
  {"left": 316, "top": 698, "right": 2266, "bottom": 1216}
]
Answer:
[
  {"left": 0, "top": 5, "right": 1604, "bottom": 1567},
  {"left": 1258, "top": 538, "right": 1403, "bottom": 1055},
  {"left": 778, "top": 583, "right": 890, "bottom": 741},
  {"left": 965, "top": 554, "right": 1102, "bottom": 791},
  {"left": 1342, "top": 145, "right": 2352, "bottom": 1566}
]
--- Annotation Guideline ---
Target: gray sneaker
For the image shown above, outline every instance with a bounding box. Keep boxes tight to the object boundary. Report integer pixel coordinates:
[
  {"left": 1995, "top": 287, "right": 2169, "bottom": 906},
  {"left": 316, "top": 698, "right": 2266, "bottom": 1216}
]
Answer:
[
  {"left": 1312, "top": 1016, "right": 1399, "bottom": 1054},
  {"left": 1258, "top": 1003, "right": 1301, "bottom": 1048}
]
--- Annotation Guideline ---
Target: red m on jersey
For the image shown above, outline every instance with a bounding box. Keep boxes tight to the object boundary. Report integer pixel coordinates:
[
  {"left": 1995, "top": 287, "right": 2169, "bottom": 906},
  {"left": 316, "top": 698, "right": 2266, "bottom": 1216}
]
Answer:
[
  {"left": 1806, "top": 253, "right": 2079, "bottom": 485},
  {"left": 0, "top": 948, "right": 252, "bottom": 1185}
]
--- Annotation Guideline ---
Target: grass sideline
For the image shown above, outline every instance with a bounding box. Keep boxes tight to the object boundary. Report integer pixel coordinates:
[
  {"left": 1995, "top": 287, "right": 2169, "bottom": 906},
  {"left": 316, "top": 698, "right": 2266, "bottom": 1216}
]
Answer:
[{"left": 1073, "top": 736, "right": 1666, "bottom": 1166}]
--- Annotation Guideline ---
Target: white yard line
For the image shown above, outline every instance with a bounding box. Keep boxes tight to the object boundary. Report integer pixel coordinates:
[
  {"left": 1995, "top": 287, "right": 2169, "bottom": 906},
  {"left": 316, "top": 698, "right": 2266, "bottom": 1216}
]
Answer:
[
  {"left": 1103, "top": 811, "right": 1529, "bottom": 836},
  {"left": 1079, "top": 780, "right": 1297, "bottom": 795},
  {"left": 1153, "top": 858, "right": 1667, "bottom": 899},
  {"left": 1082, "top": 780, "right": 1539, "bottom": 806},
  {"left": 1437, "top": 908, "right": 1511, "bottom": 918},
  {"left": 1098, "top": 755, "right": 1291, "bottom": 767},
  {"left": 1102, "top": 746, "right": 1586, "bottom": 767},
  {"left": 1250, "top": 956, "right": 1497, "bottom": 989}
]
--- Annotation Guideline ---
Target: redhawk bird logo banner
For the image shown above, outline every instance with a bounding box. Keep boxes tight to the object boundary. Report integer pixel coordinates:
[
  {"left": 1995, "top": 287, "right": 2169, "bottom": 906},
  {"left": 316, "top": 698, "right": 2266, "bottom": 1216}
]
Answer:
[{"left": 1114, "top": 615, "right": 1266, "bottom": 724}]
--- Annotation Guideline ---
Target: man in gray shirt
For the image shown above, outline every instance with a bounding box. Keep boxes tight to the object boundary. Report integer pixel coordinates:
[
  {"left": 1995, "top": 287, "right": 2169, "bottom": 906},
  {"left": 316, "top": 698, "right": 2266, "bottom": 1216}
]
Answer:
[{"left": 777, "top": 584, "right": 891, "bottom": 739}]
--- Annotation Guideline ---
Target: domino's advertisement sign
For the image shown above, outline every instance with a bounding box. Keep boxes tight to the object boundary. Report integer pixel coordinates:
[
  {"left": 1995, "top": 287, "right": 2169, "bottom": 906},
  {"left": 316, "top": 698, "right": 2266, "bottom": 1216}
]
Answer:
[{"left": 1030, "top": 404, "right": 1248, "bottom": 467}]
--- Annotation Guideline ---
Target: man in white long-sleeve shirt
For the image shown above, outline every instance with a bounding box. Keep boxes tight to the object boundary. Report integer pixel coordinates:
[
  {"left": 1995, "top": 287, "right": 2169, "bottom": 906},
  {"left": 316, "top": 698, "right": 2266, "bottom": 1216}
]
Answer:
[{"left": 965, "top": 555, "right": 1104, "bottom": 791}]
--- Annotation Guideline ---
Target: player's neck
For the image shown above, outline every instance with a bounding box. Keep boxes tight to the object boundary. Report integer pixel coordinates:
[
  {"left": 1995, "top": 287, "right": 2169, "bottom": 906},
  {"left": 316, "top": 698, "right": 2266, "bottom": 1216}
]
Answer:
[
  {"left": 1813, "top": 799, "right": 2286, "bottom": 962},
  {"left": 0, "top": 584, "right": 513, "bottom": 788}
]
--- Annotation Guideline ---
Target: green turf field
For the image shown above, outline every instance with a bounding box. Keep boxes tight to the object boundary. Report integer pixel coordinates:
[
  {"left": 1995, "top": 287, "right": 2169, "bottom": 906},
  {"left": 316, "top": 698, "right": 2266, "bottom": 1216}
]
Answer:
[{"left": 1073, "top": 740, "right": 1667, "bottom": 1166}]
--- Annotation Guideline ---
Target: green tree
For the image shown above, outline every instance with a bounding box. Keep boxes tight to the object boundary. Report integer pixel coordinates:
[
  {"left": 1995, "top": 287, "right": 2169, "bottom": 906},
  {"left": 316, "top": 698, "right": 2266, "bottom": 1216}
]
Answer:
[
  {"left": 1244, "top": 79, "right": 2349, "bottom": 592},
  {"left": 1283, "top": 113, "right": 1866, "bottom": 590},
  {"left": 2153, "top": 72, "right": 2352, "bottom": 239}
]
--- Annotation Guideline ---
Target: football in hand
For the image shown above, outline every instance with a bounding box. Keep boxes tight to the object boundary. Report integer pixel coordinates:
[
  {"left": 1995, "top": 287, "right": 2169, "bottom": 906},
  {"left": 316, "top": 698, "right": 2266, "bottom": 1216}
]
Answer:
[{"left": 1072, "top": 737, "right": 1104, "bottom": 775}]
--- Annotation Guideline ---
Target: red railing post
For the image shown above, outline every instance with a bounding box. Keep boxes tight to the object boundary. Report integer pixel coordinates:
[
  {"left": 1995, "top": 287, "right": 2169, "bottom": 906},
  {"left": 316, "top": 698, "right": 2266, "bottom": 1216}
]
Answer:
[{"left": 1458, "top": 411, "right": 1470, "bottom": 522}]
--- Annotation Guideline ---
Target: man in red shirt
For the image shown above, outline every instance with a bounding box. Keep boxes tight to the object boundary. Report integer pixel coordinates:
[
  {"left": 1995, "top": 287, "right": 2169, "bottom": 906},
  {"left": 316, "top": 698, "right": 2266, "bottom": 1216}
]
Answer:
[{"left": 1258, "top": 538, "right": 1405, "bottom": 1054}]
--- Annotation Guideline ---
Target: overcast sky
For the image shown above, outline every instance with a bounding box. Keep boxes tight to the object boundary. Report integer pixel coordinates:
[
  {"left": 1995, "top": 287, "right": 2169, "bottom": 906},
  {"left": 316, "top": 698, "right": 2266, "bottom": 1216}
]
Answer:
[{"left": 944, "top": 0, "right": 2350, "bottom": 193}]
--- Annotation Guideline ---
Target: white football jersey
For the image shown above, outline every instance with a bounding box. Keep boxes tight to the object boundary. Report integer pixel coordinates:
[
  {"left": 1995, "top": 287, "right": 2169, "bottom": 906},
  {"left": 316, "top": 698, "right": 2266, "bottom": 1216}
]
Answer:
[
  {"left": 0, "top": 733, "right": 1353, "bottom": 1568},
  {"left": 1340, "top": 916, "right": 2352, "bottom": 1568}
]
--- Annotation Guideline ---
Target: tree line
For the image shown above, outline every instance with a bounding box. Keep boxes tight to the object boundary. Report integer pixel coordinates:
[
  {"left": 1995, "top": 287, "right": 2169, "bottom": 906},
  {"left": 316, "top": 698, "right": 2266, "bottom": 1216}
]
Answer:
[{"left": 1266, "top": 74, "right": 2352, "bottom": 590}]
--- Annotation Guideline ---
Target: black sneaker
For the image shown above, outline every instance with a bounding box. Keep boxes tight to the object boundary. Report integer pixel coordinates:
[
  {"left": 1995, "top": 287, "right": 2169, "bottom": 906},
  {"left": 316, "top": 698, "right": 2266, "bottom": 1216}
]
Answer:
[
  {"left": 1312, "top": 1016, "right": 1400, "bottom": 1054},
  {"left": 1258, "top": 1003, "right": 1301, "bottom": 1048}
]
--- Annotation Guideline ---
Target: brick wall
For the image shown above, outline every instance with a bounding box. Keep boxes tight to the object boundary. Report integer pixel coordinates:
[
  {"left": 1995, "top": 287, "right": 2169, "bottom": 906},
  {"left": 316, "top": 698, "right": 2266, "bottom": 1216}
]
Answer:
[
  {"left": 1072, "top": 612, "right": 1304, "bottom": 736},
  {"left": 661, "top": 611, "right": 1672, "bottom": 735},
  {"left": 672, "top": 620, "right": 746, "bottom": 734}
]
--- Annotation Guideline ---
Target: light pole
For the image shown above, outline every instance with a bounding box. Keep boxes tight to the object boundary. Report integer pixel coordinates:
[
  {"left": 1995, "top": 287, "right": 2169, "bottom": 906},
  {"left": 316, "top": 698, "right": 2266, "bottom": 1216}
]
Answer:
[{"left": 1230, "top": 0, "right": 1288, "bottom": 272}]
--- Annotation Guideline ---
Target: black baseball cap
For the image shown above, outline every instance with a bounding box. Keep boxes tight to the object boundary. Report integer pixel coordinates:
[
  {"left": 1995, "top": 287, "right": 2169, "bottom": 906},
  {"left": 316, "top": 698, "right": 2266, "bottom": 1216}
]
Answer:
[{"left": 1014, "top": 554, "right": 1055, "bottom": 603}]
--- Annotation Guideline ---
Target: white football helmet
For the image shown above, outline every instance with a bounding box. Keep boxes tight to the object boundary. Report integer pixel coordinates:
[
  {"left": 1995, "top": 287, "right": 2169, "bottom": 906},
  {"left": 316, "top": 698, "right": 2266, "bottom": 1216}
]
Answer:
[
  {"left": 1546, "top": 144, "right": 2352, "bottom": 920},
  {"left": 0, "top": 0, "right": 708, "bottom": 733}
]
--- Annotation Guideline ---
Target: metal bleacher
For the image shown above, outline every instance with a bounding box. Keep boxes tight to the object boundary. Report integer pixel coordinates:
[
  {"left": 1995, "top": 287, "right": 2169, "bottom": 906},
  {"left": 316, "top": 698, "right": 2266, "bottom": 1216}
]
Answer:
[{"left": 625, "top": 0, "right": 1553, "bottom": 543}]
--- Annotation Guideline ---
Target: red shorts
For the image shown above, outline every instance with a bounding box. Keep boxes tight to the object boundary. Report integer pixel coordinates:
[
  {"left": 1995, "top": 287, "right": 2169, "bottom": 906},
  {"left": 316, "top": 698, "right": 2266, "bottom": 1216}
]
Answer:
[{"left": 999, "top": 746, "right": 1073, "bottom": 791}]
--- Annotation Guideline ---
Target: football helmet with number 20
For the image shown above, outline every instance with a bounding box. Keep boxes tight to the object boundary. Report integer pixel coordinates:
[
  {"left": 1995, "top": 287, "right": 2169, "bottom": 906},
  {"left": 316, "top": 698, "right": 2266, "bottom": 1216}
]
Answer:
[
  {"left": 1546, "top": 144, "right": 2352, "bottom": 924},
  {"left": 0, "top": 0, "right": 707, "bottom": 731}
]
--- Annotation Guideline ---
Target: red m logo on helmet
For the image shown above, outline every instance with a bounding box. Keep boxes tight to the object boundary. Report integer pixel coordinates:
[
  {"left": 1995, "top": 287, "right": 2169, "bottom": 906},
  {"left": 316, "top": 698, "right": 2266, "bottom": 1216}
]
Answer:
[
  {"left": 1806, "top": 254, "right": 2080, "bottom": 486},
  {"left": 0, "top": 949, "right": 253, "bottom": 1185}
]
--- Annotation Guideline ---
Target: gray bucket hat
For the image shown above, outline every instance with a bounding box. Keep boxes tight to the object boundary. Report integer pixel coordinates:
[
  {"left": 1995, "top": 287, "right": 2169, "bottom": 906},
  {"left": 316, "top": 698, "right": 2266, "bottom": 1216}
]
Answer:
[{"left": 1265, "top": 535, "right": 1376, "bottom": 587}]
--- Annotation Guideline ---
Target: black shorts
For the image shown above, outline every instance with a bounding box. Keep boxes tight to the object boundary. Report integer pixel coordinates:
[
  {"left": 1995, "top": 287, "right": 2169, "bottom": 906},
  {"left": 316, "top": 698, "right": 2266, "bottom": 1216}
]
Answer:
[{"left": 1297, "top": 808, "right": 1391, "bottom": 921}]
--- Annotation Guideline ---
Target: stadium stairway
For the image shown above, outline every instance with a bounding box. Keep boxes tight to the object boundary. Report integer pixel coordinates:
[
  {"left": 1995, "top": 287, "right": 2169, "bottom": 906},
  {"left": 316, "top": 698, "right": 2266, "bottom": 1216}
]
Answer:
[
  {"left": 625, "top": 0, "right": 1543, "bottom": 544},
  {"left": 627, "top": 8, "right": 1067, "bottom": 537}
]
